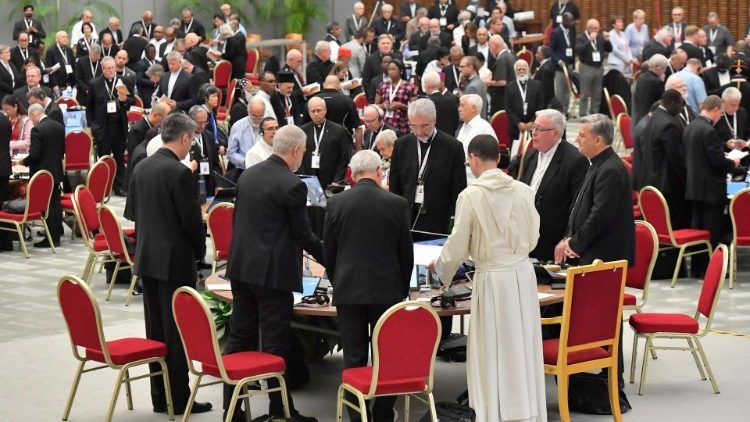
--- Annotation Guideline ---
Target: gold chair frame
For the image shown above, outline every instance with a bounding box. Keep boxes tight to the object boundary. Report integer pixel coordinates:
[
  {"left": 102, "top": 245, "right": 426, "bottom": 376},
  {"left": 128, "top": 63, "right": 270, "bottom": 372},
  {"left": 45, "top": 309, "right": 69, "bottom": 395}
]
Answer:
[
  {"left": 98, "top": 205, "right": 139, "bottom": 305},
  {"left": 624, "top": 221, "right": 659, "bottom": 315},
  {"left": 729, "top": 187, "right": 750, "bottom": 289},
  {"left": 206, "top": 202, "right": 234, "bottom": 273},
  {"left": 0, "top": 170, "right": 56, "bottom": 257}
]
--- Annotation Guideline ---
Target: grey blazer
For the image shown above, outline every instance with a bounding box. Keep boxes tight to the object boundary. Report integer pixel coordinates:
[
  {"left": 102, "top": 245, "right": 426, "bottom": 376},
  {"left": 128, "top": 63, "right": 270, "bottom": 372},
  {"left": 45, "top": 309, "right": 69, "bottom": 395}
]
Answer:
[
  {"left": 703, "top": 25, "right": 734, "bottom": 55},
  {"left": 463, "top": 74, "right": 488, "bottom": 119}
]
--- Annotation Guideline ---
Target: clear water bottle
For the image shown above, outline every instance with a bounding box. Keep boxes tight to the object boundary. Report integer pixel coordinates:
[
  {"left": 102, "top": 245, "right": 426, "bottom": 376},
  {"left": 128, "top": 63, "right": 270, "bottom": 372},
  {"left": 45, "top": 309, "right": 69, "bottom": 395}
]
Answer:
[{"left": 64, "top": 85, "right": 73, "bottom": 98}]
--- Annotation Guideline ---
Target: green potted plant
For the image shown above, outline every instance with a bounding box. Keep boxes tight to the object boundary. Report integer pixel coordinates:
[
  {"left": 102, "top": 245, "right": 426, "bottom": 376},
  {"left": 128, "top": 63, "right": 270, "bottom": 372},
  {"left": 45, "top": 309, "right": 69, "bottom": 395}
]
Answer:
[{"left": 256, "top": 0, "right": 327, "bottom": 37}]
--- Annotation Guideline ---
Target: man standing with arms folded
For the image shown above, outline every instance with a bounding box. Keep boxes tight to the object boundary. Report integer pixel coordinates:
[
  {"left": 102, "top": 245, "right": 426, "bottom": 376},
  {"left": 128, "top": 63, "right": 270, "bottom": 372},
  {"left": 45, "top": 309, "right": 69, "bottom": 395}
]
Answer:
[
  {"left": 575, "top": 19, "right": 612, "bottom": 117},
  {"left": 323, "top": 150, "right": 414, "bottom": 422},
  {"left": 223, "top": 124, "right": 322, "bottom": 422}
]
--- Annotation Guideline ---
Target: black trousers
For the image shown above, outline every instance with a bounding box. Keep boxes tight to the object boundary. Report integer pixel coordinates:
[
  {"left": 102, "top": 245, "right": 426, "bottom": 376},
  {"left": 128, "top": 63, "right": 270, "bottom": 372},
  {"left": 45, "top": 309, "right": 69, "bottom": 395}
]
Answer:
[
  {"left": 690, "top": 200, "right": 729, "bottom": 277},
  {"left": 142, "top": 276, "right": 195, "bottom": 411},
  {"left": 0, "top": 181, "right": 12, "bottom": 249},
  {"left": 97, "top": 120, "right": 127, "bottom": 192},
  {"left": 337, "top": 304, "right": 397, "bottom": 422},
  {"left": 666, "top": 193, "right": 691, "bottom": 230},
  {"left": 47, "top": 184, "right": 62, "bottom": 242},
  {"left": 222, "top": 282, "right": 301, "bottom": 416}
]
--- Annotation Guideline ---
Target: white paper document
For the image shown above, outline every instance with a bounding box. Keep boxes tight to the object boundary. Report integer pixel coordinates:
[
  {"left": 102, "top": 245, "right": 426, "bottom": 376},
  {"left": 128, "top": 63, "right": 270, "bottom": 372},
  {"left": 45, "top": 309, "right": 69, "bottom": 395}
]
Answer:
[
  {"left": 413, "top": 244, "right": 443, "bottom": 266},
  {"left": 538, "top": 292, "right": 556, "bottom": 300},
  {"left": 206, "top": 281, "right": 231, "bottom": 291},
  {"left": 726, "top": 149, "right": 749, "bottom": 160}
]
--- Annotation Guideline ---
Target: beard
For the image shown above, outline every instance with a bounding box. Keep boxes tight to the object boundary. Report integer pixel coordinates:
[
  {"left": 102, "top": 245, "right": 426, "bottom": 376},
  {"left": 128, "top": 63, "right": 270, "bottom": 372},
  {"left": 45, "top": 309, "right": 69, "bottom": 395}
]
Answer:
[{"left": 517, "top": 74, "right": 529, "bottom": 83}]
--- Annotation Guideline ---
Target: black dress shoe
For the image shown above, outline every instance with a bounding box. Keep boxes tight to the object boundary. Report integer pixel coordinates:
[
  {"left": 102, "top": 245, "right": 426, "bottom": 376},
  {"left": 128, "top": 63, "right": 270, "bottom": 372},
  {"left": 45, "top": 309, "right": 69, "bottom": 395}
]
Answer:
[
  {"left": 154, "top": 401, "right": 212, "bottom": 415},
  {"left": 34, "top": 239, "right": 60, "bottom": 248},
  {"left": 196, "top": 260, "right": 213, "bottom": 270},
  {"left": 113, "top": 188, "right": 127, "bottom": 197},
  {"left": 223, "top": 409, "right": 248, "bottom": 421},
  {"left": 287, "top": 410, "right": 318, "bottom": 422}
]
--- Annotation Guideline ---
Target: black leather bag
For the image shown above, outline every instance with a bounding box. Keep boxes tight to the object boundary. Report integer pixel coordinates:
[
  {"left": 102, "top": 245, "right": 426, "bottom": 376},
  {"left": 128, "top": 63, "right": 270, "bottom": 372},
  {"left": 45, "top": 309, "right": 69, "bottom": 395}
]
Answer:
[
  {"left": 419, "top": 402, "right": 475, "bottom": 422},
  {"left": 568, "top": 372, "right": 631, "bottom": 415}
]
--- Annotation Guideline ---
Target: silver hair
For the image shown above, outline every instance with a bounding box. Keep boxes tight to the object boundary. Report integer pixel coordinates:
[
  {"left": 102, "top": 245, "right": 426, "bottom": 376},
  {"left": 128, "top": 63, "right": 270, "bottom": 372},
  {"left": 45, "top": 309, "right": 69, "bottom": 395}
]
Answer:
[
  {"left": 648, "top": 53, "right": 668, "bottom": 69},
  {"left": 145, "top": 64, "right": 164, "bottom": 77},
  {"left": 461, "top": 94, "right": 484, "bottom": 115},
  {"left": 166, "top": 50, "right": 182, "bottom": 62},
  {"left": 535, "top": 109, "right": 566, "bottom": 134},
  {"left": 580, "top": 113, "right": 614, "bottom": 145},
  {"left": 248, "top": 97, "right": 266, "bottom": 112},
  {"left": 654, "top": 26, "right": 673, "bottom": 44},
  {"left": 665, "top": 75, "right": 685, "bottom": 89},
  {"left": 0, "top": 44, "right": 9, "bottom": 53},
  {"left": 161, "top": 113, "right": 197, "bottom": 143},
  {"left": 100, "top": 56, "right": 115, "bottom": 66},
  {"left": 707, "top": 12, "right": 719, "bottom": 20},
  {"left": 408, "top": 98, "right": 436, "bottom": 121},
  {"left": 374, "top": 129, "right": 398, "bottom": 148},
  {"left": 89, "top": 43, "right": 101, "bottom": 55},
  {"left": 349, "top": 150, "right": 382, "bottom": 176},
  {"left": 722, "top": 87, "right": 742, "bottom": 102},
  {"left": 188, "top": 104, "right": 208, "bottom": 119},
  {"left": 273, "top": 125, "right": 307, "bottom": 155},
  {"left": 421, "top": 70, "right": 441, "bottom": 91},
  {"left": 219, "top": 23, "right": 233, "bottom": 39},
  {"left": 27, "top": 103, "right": 44, "bottom": 116},
  {"left": 315, "top": 40, "right": 330, "bottom": 54},
  {"left": 458, "top": 11, "right": 472, "bottom": 22}
]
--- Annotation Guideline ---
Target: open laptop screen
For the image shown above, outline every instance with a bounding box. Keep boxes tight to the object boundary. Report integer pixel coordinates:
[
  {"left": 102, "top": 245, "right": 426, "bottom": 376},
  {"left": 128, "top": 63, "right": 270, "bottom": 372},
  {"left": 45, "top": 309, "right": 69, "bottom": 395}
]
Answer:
[{"left": 300, "top": 176, "right": 326, "bottom": 206}]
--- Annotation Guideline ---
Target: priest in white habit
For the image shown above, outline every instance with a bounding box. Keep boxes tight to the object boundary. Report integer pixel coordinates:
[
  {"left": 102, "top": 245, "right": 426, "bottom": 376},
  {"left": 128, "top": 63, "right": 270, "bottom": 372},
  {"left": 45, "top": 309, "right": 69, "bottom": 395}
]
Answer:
[{"left": 429, "top": 134, "right": 546, "bottom": 422}]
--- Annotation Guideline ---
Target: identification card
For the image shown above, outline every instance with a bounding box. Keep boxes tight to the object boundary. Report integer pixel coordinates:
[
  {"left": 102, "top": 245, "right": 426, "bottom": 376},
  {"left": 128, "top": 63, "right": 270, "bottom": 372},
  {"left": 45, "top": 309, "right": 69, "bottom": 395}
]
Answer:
[
  {"left": 439, "top": 17, "right": 447, "bottom": 27},
  {"left": 709, "top": 46, "right": 717, "bottom": 55},
  {"left": 385, "top": 110, "right": 395, "bottom": 119},
  {"left": 199, "top": 161, "right": 210, "bottom": 175},
  {"left": 312, "top": 154, "right": 321, "bottom": 169},
  {"left": 565, "top": 48, "right": 573, "bottom": 57},
  {"left": 523, "top": 103, "right": 528, "bottom": 114},
  {"left": 65, "top": 64, "right": 73, "bottom": 74},
  {"left": 106, "top": 100, "right": 117, "bottom": 113},
  {"left": 705, "top": 60, "right": 713, "bottom": 68},
  {"left": 415, "top": 184, "right": 425, "bottom": 204},
  {"left": 556, "top": 15, "right": 563, "bottom": 24},
  {"left": 43, "top": 74, "right": 49, "bottom": 83},
  {"left": 675, "top": 42, "right": 682, "bottom": 48},
  {"left": 286, "top": 116, "right": 295, "bottom": 126},
  {"left": 592, "top": 52, "right": 601, "bottom": 63}
]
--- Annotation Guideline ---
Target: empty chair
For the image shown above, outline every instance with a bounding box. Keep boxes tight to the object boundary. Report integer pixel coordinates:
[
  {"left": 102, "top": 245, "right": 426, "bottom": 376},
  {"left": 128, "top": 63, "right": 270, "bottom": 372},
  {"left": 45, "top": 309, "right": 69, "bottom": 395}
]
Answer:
[
  {"left": 623, "top": 221, "right": 658, "bottom": 314},
  {"left": 98, "top": 205, "right": 138, "bottom": 305},
  {"left": 206, "top": 203, "right": 234, "bottom": 273},
  {"left": 0, "top": 170, "right": 56, "bottom": 257},
  {"left": 729, "top": 187, "right": 750, "bottom": 289}
]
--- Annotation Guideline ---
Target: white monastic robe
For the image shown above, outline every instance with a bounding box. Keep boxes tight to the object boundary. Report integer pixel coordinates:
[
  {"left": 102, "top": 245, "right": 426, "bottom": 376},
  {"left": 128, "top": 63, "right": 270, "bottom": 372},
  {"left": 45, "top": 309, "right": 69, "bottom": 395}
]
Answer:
[{"left": 435, "top": 168, "right": 547, "bottom": 422}]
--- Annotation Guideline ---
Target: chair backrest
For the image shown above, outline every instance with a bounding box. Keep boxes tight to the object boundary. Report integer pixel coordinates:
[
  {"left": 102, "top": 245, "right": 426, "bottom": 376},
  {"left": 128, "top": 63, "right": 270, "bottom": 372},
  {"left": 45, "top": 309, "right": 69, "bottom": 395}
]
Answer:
[
  {"left": 86, "top": 160, "right": 110, "bottom": 204},
  {"left": 246, "top": 48, "right": 260, "bottom": 74},
  {"left": 56, "top": 97, "right": 79, "bottom": 108},
  {"left": 696, "top": 245, "right": 728, "bottom": 327},
  {"left": 58, "top": 275, "right": 108, "bottom": 362},
  {"left": 353, "top": 93, "right": 369, "bottom": 110},
  {"left": 64, "top": 131, "right": 93, "bottom": 171},
  {"left": 627, "top": 221, "right": 658, "bottom": 291},
  {"left": 543, "top": 23, "right": 553, "bottom": 45},
  {"left": 603, "top": 87, "right": 613, "bottom": 118},
  {"left": 213, "top": 60, "right": 232, "bottom": 90},
  {"left": 560, "top": 260, "right": 627, "bottom": 354},
  {"left": 370, "top": 302, "right": 441, "bottom": 396},
  {"left": 611, "top": 94, "right": 629, "bottom": 118},
  {"left": 26, "top": 170, "right": 54, "bottom": 220},
  {"left": 133, "top": 95, "right": 144, "bottom": 108},
  {"left": 99, "top": 156, "right": 117, "bottom": 201},
  {"left": 207, "top": 203, "right": 234, "bottom": 260},
  {"left": 98, "top": 205, "right": 131, "bottom": 263},
  {"left": 517, "top": 48, "right": 533, "bottom": 67},
  {"left": 516, "top": 132, "right": 535, "bottom": 180},
  {"left": 223, "top": 79, "right": 238, "bottom": 110},
  {"left": 72, "top": 185, "right": 99, "bottom": 243},
  {"left": 172, "top": 287, "right": 223, "bottom": 376},
  {"left": 730, "top": 188, "right": 750, "bottom": 242},
  {"left": 639, "top": 186, "right": 675, "bottom": 245},
  {"left": 617, "top": 113, "right": 634, "bottom": 149},
  {"left": 560, "top": 63, "right": 577, "bottom": 97},
  {"left": 127, "top": 110, "right": 143, "bottom": 124},
  {"left": 490, "top": 110, "right": 510, "bottom": 150}
]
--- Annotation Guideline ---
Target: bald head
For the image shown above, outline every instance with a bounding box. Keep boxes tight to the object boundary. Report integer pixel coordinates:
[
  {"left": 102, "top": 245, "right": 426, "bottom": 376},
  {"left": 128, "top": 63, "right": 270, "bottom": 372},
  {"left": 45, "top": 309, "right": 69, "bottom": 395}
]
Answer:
[{"left": 323, "top": 75, "right": 340, "bottom": 89}]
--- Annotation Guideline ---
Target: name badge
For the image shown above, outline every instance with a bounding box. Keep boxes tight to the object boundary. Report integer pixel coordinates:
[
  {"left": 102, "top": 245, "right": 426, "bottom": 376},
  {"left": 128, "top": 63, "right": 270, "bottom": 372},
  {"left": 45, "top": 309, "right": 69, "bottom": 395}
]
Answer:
[
  {"left": 675, "top": 42, "right": 682, "bottom": 48},
  {"left": 709, "top": 46, "right": 717, "bottom": 55},
  {"left": 556, "top": 15, "right": 563, "bottom": 24},
  {"left": 106, "top": 100, "right": 117, "bottom": 113},
  {"left": 705, "top": 60, "right": 713, "bottom": 68},
  {"left": 199, "top": 161, "right": 210, "bottom": 175},
  {"left": 385, "top": 110, "right": 395, "bottom": 119},
  {"left": 565, "top": 48, "right": 573, "bottom": 57},
  {"left": 65, "top": 64, "right": 73, "bottom": 74},
  {"left": 415, "top": 184, "right": 425, "bottom": 204},
  {"left": 592, "top": 52, "right": 601, "bottom": 63},
  {"left": 439, "top": 17, "right": 447, "bottom": 27},
  {"left": 286, "top": 116, "right": 295, "bottom": 126},
  {"left": 311, "top": 154, "right": 321, "bottom": 169},
  {"left": 523, "top": 103, "right": 528, "bottom": 114},
  {"left": 43, "top": 74, "right": 49, "bottom": 83}
]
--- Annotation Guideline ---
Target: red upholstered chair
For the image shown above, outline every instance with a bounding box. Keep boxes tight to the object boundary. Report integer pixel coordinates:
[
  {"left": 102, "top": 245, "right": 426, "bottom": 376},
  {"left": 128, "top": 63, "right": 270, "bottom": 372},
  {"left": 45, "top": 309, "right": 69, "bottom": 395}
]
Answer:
[
  {"left": 0, "top": 170, "right": 55, "bottom": 257},
  {"left": 213, "top": 60, "right": 233, "bottom": 95},
  {"left": 62, "top": 159, "right": 110, "bottom": 206},
  {"left": 624, "top": 221, "right": 658, "bottom": 314},
  {"left": 127, "top": 110, "right": 143, "bottom": 125},
  {"left": 64, "top": 131, "right": 93, "bottom": 172},
  {"left": 56, "top": 97, "right": 79, "bottom": 109},
  {"left": 620, "top": 159, "right": 640, "bottom": 218},
  {"left": 541, "top": 259, "right": 628, "bottom": 422},
  {"left": 336, "top": 301, "right": 441, "bottom": 421},
  {"left": 617, "top": 113, "right": 634, "bottom": 150},
  {"left": 217, "top": 79, "right": 238, "bottom": 123},
  {"left": 72, "top": 186, "right": 113, "bottom": 284},
  {"left": 490, "top": 110, "right": 511, "bottom": 152},
  {"left": 629, "top": 245, "right": 728, "bottom": 395},
  {"left": 354, "top": 93, "right": 369, "bottom": 111},
  {"left": 729, "top": 188, "right": 750, "bottom": 289},
  {"left": 610, "top": 94, "right": 629, "bottom": 118},
  {"left": 57, "top": 275, "right": 174, "bottom": 421},
  {"left": 206, "top": 203, "right": 234, "bottom": 273},
  {"left": 639, "top": 186, "right": 713, "bottom": 288},
  {"left": 517, "top": 48, "right": 533, "bottom": 67},
  {"left": 98, "top": 206, "right": 138, "bottom": 305},
  {"left": 133, "top": 95, "right": 143, "bottom": 108},
  {"left": 172, "top": 287, "right": 290, "bottom": 421},
  {"left": 245, "top": 48, "right": 260, "bottom": 82},
  {"left": 100, "top": 155, "right": 117, "bottom": 203}
]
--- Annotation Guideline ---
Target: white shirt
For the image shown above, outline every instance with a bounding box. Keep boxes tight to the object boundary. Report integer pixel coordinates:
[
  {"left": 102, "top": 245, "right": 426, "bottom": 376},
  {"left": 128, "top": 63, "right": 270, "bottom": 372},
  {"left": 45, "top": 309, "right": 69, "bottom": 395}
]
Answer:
[
  {"left": 70, "top": 21, "right": 98, "bottom": 47},
  {"left": 476, "top": 43, "right": 489, "bottom": 70},
  {"left": 150, "top": 38, "right": 167, "bottom": 56},
  {"left": 456, "top": 114, "right": 498, "bottom": 183},
  {"left": 167, "top": 70, "right": 180, "bottom": 98},
  {"left": 251, "top": 90, "right": 277, "bottom": 120},
  {"left": 718, "top": 70, "right": 731, "bottom": 87},
  {"left": 245, "top": 139, "right": 274, "bottom": 168},
  {"left": 529, "top": 140, "right": 561, "bottom": 192},
  {"left": 146, "top": 134, "right": 192, "bottom": 168}
]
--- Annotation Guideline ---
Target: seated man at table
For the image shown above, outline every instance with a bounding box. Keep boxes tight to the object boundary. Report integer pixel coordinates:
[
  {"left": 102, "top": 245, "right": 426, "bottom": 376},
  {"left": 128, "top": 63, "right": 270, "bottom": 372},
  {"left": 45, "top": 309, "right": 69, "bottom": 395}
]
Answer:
[{"left": 323, "top": 150, "right": 413, "bottom": 422}]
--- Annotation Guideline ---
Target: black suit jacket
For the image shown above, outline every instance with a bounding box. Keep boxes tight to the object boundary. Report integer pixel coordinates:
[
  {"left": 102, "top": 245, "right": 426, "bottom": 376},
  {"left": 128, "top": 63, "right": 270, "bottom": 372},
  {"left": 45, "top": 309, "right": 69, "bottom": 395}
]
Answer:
[
  {"left": 641, "top": 107, "right": 686, "bottom": 197},
  {"left": 191, "top": 67, "right": 210, "bottom": 90},
  {"left": 324, "top": 178, "right": 414, "bottom": 305},
  {"left": 409, "top": 32, "right": 428, "bottom": 52},
  {"left": 13, "top": 85, "right": 51, "bottom": 109},
  {"left": 122, "top": 36, "right": 149, "bottom": 69},
  {"left": 640, "top": 40, "right": 671, "bottom": 62},
  {"left": 44, "top": 44, "right": 76, "bottom": 88},
  {"left": 270, "top": 90, "right": 307, "bottom": 127},
  {"left": 123, "top": 139, "right": 149, "bottom": 221},
  {"left": 443, "top": 64, "right": 461, "bottom": 93},
  {"left": 633, "top": 70, "right": 665, "bottom": 126},
  {"left": 44, "top": 101, "right": 64, "bottom": 127},
  {"left": 306, "top": 56, "right": 333, "bottom": 86},
  {"left": 74, "top": 58, "right": 101, "bottom": 105},
  {"left": 389, "top": 130, "right": 467, "bottom": 234},
  {"left": 99, "top": 27, "right": 124, "bottom": 45},
  {"left": 684, "top": 116, "right": 736, "bottom": 204},
  {"left": 372, "top": 18, "right": 404, "bottom": 44},
  {"left": 181, "top": 19, "right": 206, "bottom": 40},
  {"left": 715, "top": 107, "right": 749, "bottom": 143},
  {"left": 22, "top": 117, "right": 64, "bottom": 183},
  {"left": 85, "top": 76, "right": 135, "bottom": 143},
  {"left": 363, "top": 122, "right": 401, "bottom": 150},
  {"left": 159, "top": 70, "right": 196, "bottom": 111},
  {"left": 298, "top": 120, "right": 353, "bottom": 187},
  {"left": 702, "top": 68, "right": 727, "bottom": 96},
  {"left": 506, "top": 79, "right": 545, "bottom": 140},
  {"left": 534, "top": 59, "right": 557, "bottom": 107},
  {"left": 0, "top": 114, "right": 12, "bottom": 180},
  {"left": 131, "top": 148, "right": 206, "bottom": 282},
  {"left": 0, "top": 62, "right": 22, "bottom": 99},
  {"left": 13, "top": 18, "right": 45, "bottom": 47},
  {"left": 428, "top": 5, "right": 459, "bottom": 29},
  {"left": 567, "top": 147, "right": 635, "bottom": 266},
  {"left": 222, "top": 33, "right": 247, "bottom": 80},
  {"left": 186, "top": 46, "right": 210, "bottom": 74},
  {"left": 226, "top": 154, "right": 324, "bottom": 291},
  {"left": 428, "top": 92, "right": 459, "bottom": 137},
  {"left": 509, "top": 139, "right": 589, "bottom": 262},
  {"left": 400, "top": 3, "right": 419, "bottom": 20},
  {"left": 130, "top": 21, "right": 156, "bottom": 40},
  {"left": 10, "top": 46, "right": 39, "bottom": 71},
  {"left": 134, "top": 58, "right": 157, "bottom": 107},
  {"left": 680, "top": 42, "right": 712, "bottom": 66},
  {"left": 127, "top": 117, "right": 152, "bottom": 157}
]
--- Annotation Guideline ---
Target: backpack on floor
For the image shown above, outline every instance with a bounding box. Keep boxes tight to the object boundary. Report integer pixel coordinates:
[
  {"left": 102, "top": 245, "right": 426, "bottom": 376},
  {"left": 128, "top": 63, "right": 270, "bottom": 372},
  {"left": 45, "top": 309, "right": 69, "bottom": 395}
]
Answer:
[{"left": 419, "top": 402, "right": 476, "bottom": 422}]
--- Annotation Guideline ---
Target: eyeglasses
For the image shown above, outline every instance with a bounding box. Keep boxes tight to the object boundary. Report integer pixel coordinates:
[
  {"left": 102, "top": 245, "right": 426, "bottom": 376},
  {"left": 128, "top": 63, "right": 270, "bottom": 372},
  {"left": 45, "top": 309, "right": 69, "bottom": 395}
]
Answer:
[
  {"left": 532, "top": 126, "right": 556, "bottom": 134},
  {"left": 409, "top": 123, "right": 433, "bottom": 131}
]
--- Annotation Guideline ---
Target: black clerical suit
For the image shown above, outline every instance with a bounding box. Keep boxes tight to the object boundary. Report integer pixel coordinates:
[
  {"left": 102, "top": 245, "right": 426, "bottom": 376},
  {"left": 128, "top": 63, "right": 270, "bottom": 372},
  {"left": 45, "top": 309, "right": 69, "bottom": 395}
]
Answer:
[
  {"left": 363, "top": 122, "right": 400, "bottom": 151},
  {"left": 270, "top": 90, "right": 307, "bottom": 128},
  {"left": 134, "top": 58, "right": 157, "bottom": 108},
  {"left": 534, "top": 59, "right": 557, "bottom": 108},
  {"left": 221, "top": 32, "right": 247, "bottom": 80},
  {"left": 506, "top": 79, "right": 545, "bottom": 141},
  {"left": 640, "top": 40, "right": 671, "bottom": 62},
  {"left": 158, "top": 70, "right": 196, "bottom": 112},
  {"left": 372, "top": 18, "right": 404, "bottom": 45},
  {"left": 0, "top": 61, "right": 22, "bottom": 100},
  {"left": 181, "top": 18, "right": 206, "bottom": 40},
  {"left": 130, "top": 147, "right": 206, "bottom": 413},
  {"left": 641, "top": 107, "right": 689, "bottom": 228},
  {"left": 508, "top": 141, "right": 588, "bottom": 261},
  {"left": 0, "top": 114, "right": 13, "bottom": 250},
  {"left": 721, "top": 80, "right": 750, "bottom": 115},
  {"left": 22, "top": 116, "right": 65, "bottom": 243},
  {"left": 323, "top": 177, "right": 413, "bottom": 422},
  {"left": 122, "top": 36, "right": 149, "bottom": 70},
  {"left": 190, "top": 66, "right": 210, "bottom": 90},
  {"left": 702, "top": 67, "right": 730, "bottom": 96},
  {"left": 127, "top": 116, "right": 154, "bottom": 159},
  {"left": 74, "top": 57, "right": 101, "bottom": 106},
  {"left": 443, "top": 63, "right": 461, "bottom": 94},
  {"left": 44, "top": 44, "right": 76, "bottom": 88},
  {"left": 684, "top": 115, "right": 737, "bottom": 245},
  {"left": 428, "top": 92, "right": 460, "bottom": 138},
  {"left": 10, "top": 45, "right": 39, "bottom": 72},
  {"left": 715, "top": 108, "right": 749, "bottom": 144},
  {"left": 314, "top": 89, "right": 362, "bottom": 134},
  {"left": 86, "top": 75, "right": 135, "bottom": 193},
  {"left": 13, "top": 17, "right": 45, "bottom": 48},
  {"left": 298, "top": 119, "right": 353, "bottom": 188},
  {"left": 224, "top": 154, "right": 325, "bottom": 417},
  {"left": 389, "top": 130, "right": 467, "bottom": 235},
  {"left": 306, "top": 55, "right": 334, "bottom": 87},
  {"left": 428, "top": 4, "right": 459, "bottom": 30},
  {"left": 632, "top": 70, "right": 665, "bottom": 127},
  {"left": 99, "top": 27, "right": 124, "bottom": 46},
  {"left": 44, "top": 100, "right": 64, "bottom": 127}
]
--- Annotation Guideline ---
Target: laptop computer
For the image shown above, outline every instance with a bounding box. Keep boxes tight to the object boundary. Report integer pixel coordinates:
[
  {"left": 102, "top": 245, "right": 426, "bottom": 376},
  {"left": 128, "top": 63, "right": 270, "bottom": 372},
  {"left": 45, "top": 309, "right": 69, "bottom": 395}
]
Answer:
[
  {"left": 293, "top": 276, "right": 321, "bottom": 305},
  {"left": 63, "top": 109, "right": 87, "bottom": 132},
  {"left": 300, "top": 175, "right": 327, "bottom": 207},
  {"left": 409, "top": 265, "right": 429, "bottom": 291},
  {"left": 727, "top": 181, "right": 749, "bottom": 196}
]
